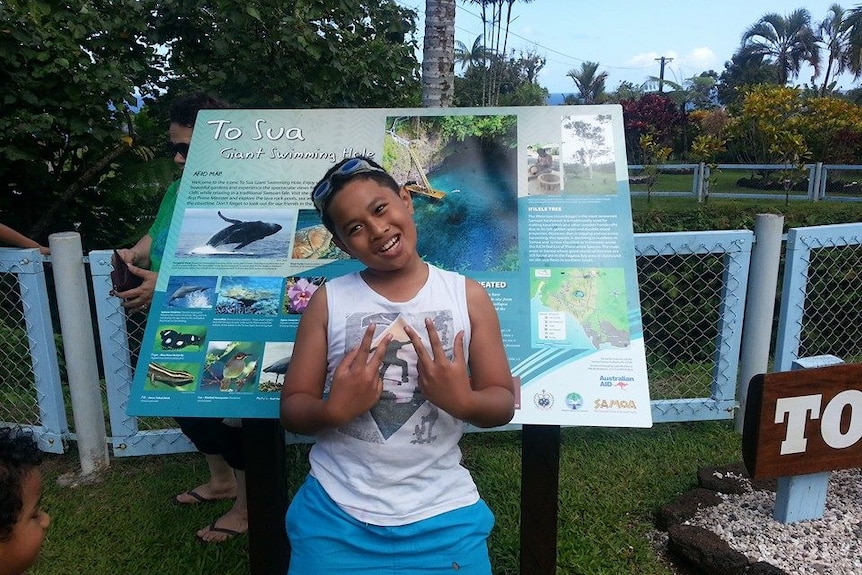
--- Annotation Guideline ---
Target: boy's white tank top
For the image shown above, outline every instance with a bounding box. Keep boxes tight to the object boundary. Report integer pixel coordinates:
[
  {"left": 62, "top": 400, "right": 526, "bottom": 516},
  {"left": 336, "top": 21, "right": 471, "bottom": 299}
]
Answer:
[{"left": 308, "top": 263, "right": 479, "bottom": 526}]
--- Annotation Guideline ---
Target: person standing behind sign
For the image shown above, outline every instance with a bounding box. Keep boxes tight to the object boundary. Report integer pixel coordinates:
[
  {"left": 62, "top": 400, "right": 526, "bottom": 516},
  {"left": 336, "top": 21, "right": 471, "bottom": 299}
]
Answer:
[
  {"left": 114, "top": 93, "right": 247, "bottom": 543},
  {"left": 279, "top": 156, "right": 515, "bottom": 573}
]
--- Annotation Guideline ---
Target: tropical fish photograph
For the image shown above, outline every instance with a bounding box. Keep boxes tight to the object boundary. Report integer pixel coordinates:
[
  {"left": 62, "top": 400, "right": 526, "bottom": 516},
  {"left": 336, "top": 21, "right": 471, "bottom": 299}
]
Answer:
[
  {"left": 144, "top": 361, "right": 200, "bottom": 392},
  {"left": 216, "top": 276, "right": 283, "bottom": 315}
]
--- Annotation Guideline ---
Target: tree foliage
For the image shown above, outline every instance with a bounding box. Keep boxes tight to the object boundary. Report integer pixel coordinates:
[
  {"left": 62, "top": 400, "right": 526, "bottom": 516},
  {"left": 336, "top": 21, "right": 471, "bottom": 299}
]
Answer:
[
  {"left": 454, "top": 52, "right": 547, "bottom": 107},
  {"left": 620, "top": 95, "right": 685, "bottom": 163},
  {"left": 737, "top": 9, "right": 820, "bottom": 85},
  {"left": 716, "top": 52, "right": 782, "bottom": 109},
  {"left": 565, "top": 61, "right": 609, "bottom": 105},
  {"left": 0, "top": 0, "right": 165, "bottom": 244},
  {"left": 0, "top": 0, "right": 422, "bottom": 248},
  {"left": 726, "top": 84, "right": 862, "bottom": 166},
  {"left": 152, "top": 0, "right": 420, "bottom": 109}
]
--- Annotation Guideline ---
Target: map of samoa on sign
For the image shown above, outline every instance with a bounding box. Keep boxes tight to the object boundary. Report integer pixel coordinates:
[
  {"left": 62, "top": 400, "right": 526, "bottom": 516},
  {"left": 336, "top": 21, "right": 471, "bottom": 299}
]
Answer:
[{"left": 530, "top": 267, "right": 629, "bottom": 349}]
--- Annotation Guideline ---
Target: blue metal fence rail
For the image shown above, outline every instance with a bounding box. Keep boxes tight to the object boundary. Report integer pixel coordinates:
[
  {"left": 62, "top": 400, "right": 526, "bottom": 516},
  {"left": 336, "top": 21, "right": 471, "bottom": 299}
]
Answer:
[
  {"left": 0, "top": 248, "right": 66, "bottom": 452},
  {"left": 775, "top": 223, "right": 862, "bottom": 371},
  {"left": 635, "top": 230, "right": 752, "bottom": 422},
  {"left": 3, "top": 222, "right": 858, "bottom": 456},
  {"left": 89, "top": 249, "right": 194, "bottom": 456}
]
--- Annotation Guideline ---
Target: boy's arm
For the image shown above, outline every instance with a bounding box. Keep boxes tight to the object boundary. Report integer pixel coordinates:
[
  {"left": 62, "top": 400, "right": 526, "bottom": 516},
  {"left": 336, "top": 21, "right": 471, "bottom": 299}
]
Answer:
[
  {"left": 406, "top": 279, "right": 515, "bottom": 428},
  {"left": 463, "top": 279, "right": 516, "bottom": 427},
  {"left": 279, "top": 286, "right": 390, "bottom": 435}
]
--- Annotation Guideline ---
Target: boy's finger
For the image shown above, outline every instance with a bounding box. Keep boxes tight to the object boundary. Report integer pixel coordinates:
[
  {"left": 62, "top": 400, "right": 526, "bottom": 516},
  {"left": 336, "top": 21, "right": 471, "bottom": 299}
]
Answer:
[
  {"left": 355, "top": 323, "right": 377, "bottom": 362},
  {"left": 339, "top": 343, "right": 362, "bottom": 371},
  {"left": 423, "top": 318, "right": 446, "bottom": 359},
  {"left": 405, "top": 324, "right": 430, "bottom": 363},
  {"left": 369, "top": 334, "right": 392, "bottom": 371}
]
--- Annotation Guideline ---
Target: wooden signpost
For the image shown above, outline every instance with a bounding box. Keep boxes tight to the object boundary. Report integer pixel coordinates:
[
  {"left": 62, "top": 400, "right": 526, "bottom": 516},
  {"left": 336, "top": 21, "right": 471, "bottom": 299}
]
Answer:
[{"left": 742, "top": 360, "right": 861, "bottom": 523}]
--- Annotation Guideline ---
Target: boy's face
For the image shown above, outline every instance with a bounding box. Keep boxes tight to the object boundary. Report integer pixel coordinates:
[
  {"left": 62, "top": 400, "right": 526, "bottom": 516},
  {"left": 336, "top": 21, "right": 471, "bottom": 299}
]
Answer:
[
  {"left": 0, "top": 469, "right": 50, "bottom": 575},
  {"left": 328, "top": 178, "right": 417, "bottom": 272}
]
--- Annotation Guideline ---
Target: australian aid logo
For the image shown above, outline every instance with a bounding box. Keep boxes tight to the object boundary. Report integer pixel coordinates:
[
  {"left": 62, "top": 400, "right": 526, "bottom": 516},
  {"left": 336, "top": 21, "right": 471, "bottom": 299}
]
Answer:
[{"left": 598, "top": 374, "right": 635, "bottom": 391}]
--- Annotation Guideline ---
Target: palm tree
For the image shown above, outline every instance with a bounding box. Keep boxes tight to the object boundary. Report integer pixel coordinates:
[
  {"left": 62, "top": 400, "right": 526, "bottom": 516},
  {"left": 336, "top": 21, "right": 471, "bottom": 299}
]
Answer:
[
  {"left": 463, "top": 0, "right": 535, "bottom": 105},
  {"left": 818, "top": 4, "right": 851, "bottom": 95},
  {"left": 566, "top": 61, "right": 608, "bottom": 104},
  {"left": 842, "top": 4, "right": 862, "bottom": 78},
  {"left": 422, "top": 0, "right": 456, "bottom": 107},
  {"left": 454, "top": 35, "right": 487, "bottom": 71},
  {"left": 738, "top": 9, "right": 820, "bottom": 85}
]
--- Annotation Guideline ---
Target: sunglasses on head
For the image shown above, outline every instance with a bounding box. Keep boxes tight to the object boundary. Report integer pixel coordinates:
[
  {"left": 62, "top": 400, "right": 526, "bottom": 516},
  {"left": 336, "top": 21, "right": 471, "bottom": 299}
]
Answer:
[
  {"left": 312, "top": 158, "right": 386, "bottom": 213},
  {"left": 167, "top": 142, "right": 190, "bottom": 159}
]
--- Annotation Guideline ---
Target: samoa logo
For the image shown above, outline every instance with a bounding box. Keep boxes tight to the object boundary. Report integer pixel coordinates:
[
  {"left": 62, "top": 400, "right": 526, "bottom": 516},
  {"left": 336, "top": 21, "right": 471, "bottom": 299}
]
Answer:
[{"left": 533, "top": 390, "right": 554, "bottom": 410}]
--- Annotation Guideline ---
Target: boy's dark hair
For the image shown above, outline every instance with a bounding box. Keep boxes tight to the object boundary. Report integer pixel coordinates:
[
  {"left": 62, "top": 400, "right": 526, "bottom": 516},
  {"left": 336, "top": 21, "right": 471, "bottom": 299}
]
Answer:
[
  {"left": 169, "top": 92, "right": 229, "bottom": 127},
  {"left": 313, "top": 156, "right": 401, "bottom": 235},
  {"left": 0, "top": 427, "right": 42, "bottom": 542}
]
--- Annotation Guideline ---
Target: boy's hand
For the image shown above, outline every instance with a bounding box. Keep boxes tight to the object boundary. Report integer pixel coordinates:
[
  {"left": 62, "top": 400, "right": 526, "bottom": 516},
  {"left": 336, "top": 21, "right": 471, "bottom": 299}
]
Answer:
[
  {"left": 326, "top": 324, "right": 391, "bottom": 425},
  {"left": 406, "top": 318, "right": 473, "bottom": 420}
]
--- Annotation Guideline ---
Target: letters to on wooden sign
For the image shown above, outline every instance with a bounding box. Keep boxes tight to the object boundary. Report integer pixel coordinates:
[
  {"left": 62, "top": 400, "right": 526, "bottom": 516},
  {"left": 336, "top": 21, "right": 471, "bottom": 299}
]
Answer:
[{"left": 742, "top": 363, "right": 862, "bottom": 479}]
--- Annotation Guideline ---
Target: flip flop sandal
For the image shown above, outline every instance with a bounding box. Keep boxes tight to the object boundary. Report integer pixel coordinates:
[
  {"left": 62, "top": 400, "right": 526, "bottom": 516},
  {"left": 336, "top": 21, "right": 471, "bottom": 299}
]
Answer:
[
  {"left": 174, "top": 489, "right": 220, "bottom": 505},
  {"left": 196, "top": 520, "right": 244, "bottom": 544}
]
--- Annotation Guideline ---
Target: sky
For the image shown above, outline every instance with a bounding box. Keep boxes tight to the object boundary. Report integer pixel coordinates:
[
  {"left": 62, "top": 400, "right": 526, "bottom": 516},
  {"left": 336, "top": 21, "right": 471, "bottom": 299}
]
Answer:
[{"left": 397, "top": 0, "right": 861, "bottom": 94}]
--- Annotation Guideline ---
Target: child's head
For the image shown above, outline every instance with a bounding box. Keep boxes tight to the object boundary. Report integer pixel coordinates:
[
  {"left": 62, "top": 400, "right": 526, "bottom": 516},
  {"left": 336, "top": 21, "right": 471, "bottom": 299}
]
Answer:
[
  {"left": 312, "top": 156, "right": 419, "bottom": 272},
  {"left": 312, "top": 157, "right": 401, "bottom": 235},
  {"left": 0, "top": 427, "right": 49, "bottom": 575}
]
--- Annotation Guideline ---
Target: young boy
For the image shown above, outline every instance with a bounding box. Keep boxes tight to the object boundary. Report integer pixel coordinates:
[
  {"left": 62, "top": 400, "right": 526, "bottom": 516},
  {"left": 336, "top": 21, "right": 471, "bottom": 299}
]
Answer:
[
  {"left": 280, "top": 156, "right": 515, "bottom": 574},
  {"left": 0, "top": 427, "right": 50, "bottom": 575}
]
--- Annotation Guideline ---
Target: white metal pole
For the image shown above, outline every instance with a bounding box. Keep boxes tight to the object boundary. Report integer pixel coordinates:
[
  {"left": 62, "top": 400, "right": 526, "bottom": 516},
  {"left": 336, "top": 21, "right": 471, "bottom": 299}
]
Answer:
[
  {"left": 49, "top": 232, "right": 109, "bottom": 475},
  {"left": 734, "top": 214, "right": 784, "bottom": 433}
]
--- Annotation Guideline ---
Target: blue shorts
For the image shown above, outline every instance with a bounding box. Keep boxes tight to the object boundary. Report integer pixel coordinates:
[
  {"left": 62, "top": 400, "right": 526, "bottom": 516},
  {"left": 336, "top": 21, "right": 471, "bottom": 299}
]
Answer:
[{"left": 286, "top": 475, "right": 495, "bottom": 575}]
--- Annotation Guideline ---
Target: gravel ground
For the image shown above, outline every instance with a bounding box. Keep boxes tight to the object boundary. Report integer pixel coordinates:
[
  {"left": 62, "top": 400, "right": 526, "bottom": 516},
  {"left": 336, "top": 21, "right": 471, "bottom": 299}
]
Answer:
[{"left": 681, "top": 468, "right": 862, "bottom": 574}]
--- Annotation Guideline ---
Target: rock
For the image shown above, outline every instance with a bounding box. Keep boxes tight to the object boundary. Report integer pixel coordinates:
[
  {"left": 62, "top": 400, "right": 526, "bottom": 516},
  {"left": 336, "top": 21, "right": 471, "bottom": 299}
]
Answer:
[
  {"left": 747, "top": 561, "right": 791, "bottom": 575},
  {"left": 655, "top": 487, "right": 723, "bottom": 531},
  {"left": 698, "top": 462, "right": 777, "bottom": 493},
  {"left": 667, "top": 524, "right": 750, "bottom": 575},
  {"left": 697, "top": 463, "right": 751, "bottom": 494}
]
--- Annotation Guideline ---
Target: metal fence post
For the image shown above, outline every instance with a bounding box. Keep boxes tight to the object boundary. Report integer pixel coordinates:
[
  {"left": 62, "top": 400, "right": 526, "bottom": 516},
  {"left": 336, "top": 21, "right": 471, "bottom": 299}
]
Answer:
[
  {"left": 49, "top": 232, "right": 109, "bottom": 476},
  {"left": 735, "top": 214, "right": 784, "bottom": 433}
]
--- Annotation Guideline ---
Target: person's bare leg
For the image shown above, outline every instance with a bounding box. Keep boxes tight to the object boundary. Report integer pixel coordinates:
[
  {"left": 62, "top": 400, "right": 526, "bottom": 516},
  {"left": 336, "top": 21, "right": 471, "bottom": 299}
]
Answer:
[
  {"left": 196, "top": 470, "right": 249, "bottom": 543},
  {"left": 175, "top": 454, "right": 238, "bottom": 504}
]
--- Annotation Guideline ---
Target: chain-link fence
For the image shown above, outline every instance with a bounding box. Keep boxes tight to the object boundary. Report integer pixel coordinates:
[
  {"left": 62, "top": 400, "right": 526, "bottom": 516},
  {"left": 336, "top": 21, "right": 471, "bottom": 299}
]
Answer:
[
  {"left": 0, "top": 271, "right": 40, "bottom": 421},
  {"left": 635, "top": 231, "right": 751, "bottom": 422},
  {"left": 4, "top": 223, "right": 861, "bottom": 455},
  {"left": 89, "top": 249, "right": 194, "bottom": 456},
  {"left": 776, "top": 223, "right": 862, "bottom": 371},
  {"left": 0, "top": 248, "right": 66, "bottom": 452}
]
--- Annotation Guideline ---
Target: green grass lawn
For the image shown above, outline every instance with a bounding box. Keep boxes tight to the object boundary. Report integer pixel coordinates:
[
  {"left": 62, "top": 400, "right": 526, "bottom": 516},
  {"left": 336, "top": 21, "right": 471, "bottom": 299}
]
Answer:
[{"left": 31, "top": 421, "right": 741, "bottom": 575}]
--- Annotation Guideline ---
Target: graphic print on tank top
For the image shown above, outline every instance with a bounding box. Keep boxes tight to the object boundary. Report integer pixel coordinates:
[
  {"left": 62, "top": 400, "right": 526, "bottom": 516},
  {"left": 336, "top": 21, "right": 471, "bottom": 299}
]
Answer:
[{"left": 338, "top": 309, "right": 455, "bottom": 442}]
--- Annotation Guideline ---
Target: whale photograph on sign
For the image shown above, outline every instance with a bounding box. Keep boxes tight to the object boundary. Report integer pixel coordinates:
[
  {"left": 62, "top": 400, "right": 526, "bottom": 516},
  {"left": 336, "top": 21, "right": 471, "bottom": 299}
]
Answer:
[{"left": 173, "top": 208, "right": 292, "bottom": 258}]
